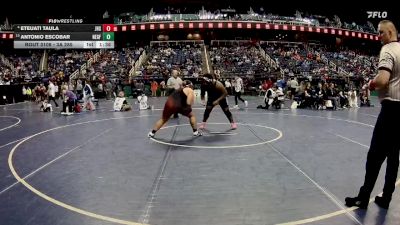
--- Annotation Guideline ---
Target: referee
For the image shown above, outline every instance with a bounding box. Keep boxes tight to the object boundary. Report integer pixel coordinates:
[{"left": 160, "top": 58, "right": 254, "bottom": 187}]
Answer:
[{"left": 345, "top": 20, "right": 400, "bottom": 209}]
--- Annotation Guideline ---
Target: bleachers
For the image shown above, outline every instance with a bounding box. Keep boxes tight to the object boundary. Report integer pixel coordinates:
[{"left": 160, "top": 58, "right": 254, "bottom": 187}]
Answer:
[
  {"left": 90, "top": 48, "right": 144, "bottom": 80},
  {"left": 210, "top": 45, "right": 270, "bottom": 79},
  {"left": 47, "top": 50, "right": 95, "bottom": 82},
  {"left": 324, "top": 51, "right": 377, "bottom": 78},
  {"left": 142, "top": 43, "right": 203, "bottom": 79},
  {"left": 264, "top": 43, "right": 330, "bottom": 76}
]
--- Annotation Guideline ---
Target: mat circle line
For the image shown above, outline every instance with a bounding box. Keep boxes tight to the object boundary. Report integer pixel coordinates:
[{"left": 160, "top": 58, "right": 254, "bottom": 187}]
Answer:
[
  {"left": 8, "top": 115, "right": 152, "bottom": 225},
  {"left": 0, "top": 116, "right": 21, "bottom": 132},
  {"left": 7, "top": 113, "right": 395, "bottom": 225},
  {"left": 150, "top": 122, "right": 283, "bottom": 148}
]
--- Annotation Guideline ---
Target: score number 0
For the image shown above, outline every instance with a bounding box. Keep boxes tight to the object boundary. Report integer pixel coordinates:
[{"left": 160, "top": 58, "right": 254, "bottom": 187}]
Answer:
[{"left": 102, "top": 24, "right": 115, "bottom": 32}]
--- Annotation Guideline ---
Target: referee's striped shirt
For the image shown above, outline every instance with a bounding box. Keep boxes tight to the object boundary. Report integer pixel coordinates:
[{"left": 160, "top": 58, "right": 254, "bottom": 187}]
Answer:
[{"left": 378, "top": 41, "right": 400, "bottom": 101}]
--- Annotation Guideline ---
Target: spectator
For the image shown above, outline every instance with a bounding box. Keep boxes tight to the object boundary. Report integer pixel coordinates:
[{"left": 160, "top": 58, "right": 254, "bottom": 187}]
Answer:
[
  {"left": 113, "top": 91, "right": 131, "bottom": 111},
  {"left": 151, "top": 80, "right": 159, "bottom": 97}
]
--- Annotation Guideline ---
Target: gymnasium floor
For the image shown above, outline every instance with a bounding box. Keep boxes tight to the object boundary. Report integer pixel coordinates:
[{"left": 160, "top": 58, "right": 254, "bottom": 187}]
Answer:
[{"left": 0, "top": 96, "right": 399, "bottom": 225}]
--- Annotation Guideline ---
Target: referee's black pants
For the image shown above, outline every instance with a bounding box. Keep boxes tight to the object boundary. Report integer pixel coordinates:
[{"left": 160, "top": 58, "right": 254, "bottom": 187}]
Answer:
[
  {"left": 358, "top": 100, "right": 400, "bottom": 200},
  {"left": 234, "top": 91, "right": 245, "bottom": 105},
  {"left": 49, "top": 95, "right": 59, "bottom": 107}
]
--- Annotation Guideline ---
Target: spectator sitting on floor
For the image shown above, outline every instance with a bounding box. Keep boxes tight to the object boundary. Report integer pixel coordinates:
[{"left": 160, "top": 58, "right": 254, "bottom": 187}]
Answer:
[
  {"left": 137, "top": 93, "right": 150, "bottom": 110},
  {"left": 113, "top": 91, "right": 132, "bottom": 111},
  {"left": 40, "top": 99, "right": 52, "bottom": 112},
  {"left": 265, "top": 86, "right": 276, "bottom": 109},
  {"left": 258, "top": 86, "right": 277, "bottom": 109}
]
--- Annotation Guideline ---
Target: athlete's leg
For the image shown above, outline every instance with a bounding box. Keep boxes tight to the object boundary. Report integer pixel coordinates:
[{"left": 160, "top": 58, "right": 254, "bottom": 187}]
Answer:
[
  {"left": 202, "top": 103, "right": 214, "bottom": 122},
  {"left": 219, "top": 98, "right": 234, "bottom": 123},
  {"left": 148, "top": 98, "right": 175, "bottom": 137}
]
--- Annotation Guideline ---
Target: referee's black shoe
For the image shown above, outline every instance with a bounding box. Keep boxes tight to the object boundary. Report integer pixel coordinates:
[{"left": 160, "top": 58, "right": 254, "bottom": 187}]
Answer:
[
  {"left": 375, "top": 196, "right": 391, "bottom": 209},
  {"left": 345, "top": 196, "right": 368, "bottom": 209}
]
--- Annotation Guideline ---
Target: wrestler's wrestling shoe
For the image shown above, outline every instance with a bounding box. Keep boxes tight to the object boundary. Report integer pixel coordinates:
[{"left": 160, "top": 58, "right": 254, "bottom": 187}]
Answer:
[
  {"left": 193, "top": 130, "right": 203, "bottom": 136},
  {"left": 147, "top": 131, "right": 155, "bottom": 138},
  {"left": 199, "top": 122, "right": 206, "bottom": 129},
  {"left": 231, "top": 122, "right": 237, "bottom": 129}
]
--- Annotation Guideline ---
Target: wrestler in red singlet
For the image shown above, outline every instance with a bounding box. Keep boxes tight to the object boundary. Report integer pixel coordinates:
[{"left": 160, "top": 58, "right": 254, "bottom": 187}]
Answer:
[{"left": 148, "top": 81, "right": 202, "bottom": 137}]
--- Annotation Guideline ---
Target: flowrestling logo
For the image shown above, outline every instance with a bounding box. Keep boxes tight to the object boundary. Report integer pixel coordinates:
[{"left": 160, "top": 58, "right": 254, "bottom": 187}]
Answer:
[
  {"left": 47, "top": 19, "right": 84, "bottom": 24},
  {"left": 367, "top": 11, "right": 388, "bottom": 19}
]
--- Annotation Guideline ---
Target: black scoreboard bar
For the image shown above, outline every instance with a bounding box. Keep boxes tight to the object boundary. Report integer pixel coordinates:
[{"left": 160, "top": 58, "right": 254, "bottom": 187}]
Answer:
[
  {"left": 14, "top": 24, "right": 115, "bottom": 49},
  {"left": 14, "top": 32, "right": 103, "bottom": 41},
  {"left": 14, "top": 24, "right": 103, "bottom": 32}
]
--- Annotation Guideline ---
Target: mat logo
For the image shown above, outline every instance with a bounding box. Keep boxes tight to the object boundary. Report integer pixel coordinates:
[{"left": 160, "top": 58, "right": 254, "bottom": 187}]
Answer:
[{"left": 367, "top": 11, "right": 388, "bottom": 19}]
